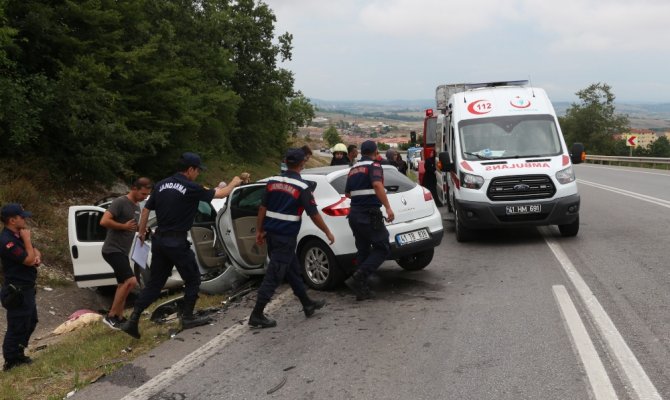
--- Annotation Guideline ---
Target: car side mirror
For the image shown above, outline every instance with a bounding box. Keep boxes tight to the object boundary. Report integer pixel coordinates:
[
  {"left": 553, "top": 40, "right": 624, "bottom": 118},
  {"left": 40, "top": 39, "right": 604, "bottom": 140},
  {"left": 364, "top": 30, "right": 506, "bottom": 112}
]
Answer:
[
  {"left": 438, "top": 152, "right": 454, "bottom": 172},
  {"left": 569, "top": 143, "right": 585, "bottom": 164}
]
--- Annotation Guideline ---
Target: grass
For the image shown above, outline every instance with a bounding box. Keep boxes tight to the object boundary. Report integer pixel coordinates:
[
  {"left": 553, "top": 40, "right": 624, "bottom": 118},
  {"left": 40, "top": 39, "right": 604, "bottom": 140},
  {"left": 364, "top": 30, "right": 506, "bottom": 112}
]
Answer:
[{"left": 0, "top": 292, "right": 229, "bottom": 400}]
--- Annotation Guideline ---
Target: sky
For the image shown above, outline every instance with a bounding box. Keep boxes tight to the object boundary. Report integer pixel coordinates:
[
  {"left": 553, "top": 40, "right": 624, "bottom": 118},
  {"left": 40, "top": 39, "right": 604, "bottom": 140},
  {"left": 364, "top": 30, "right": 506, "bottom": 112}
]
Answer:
[{"left": 262, "top": 0, "right": 670, "bottom": 103}]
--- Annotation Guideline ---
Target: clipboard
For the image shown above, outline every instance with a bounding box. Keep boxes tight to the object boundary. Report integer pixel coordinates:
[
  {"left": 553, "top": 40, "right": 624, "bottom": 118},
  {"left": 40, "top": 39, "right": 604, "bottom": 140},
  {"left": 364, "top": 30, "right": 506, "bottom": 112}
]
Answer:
[{"left": 131, "top": 237, "right": 150, "bottom": 269}]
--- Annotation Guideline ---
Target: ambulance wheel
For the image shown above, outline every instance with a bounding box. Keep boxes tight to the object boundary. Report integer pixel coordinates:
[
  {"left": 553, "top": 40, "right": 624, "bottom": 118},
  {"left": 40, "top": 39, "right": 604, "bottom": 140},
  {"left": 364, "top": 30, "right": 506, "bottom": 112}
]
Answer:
[
  {"left": 558, "top": 216, "right": 579, "bottom": 237},
  {"left": 300, "top": 239, "right": 343, "bottom": 290},
  {"left": 397, "top": 249, "right": 434, "bottom": 271},
  {"left": 454, "top": 208, "right": 475, "bottom": 242}
]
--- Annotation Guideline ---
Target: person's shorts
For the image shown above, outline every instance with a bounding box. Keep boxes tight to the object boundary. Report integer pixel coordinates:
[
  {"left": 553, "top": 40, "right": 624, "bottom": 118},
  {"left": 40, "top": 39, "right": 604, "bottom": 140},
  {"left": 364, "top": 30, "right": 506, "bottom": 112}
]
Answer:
[{"left": 102, "top": 252, "right": 135, "bottom": 284}]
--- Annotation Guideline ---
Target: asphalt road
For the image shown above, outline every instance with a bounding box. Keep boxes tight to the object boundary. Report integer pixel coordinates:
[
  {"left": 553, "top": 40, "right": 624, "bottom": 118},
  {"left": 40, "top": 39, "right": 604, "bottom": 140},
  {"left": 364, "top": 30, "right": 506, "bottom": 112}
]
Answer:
[{"left": 74, "top": 163, "right": 670, "bottom": 400}]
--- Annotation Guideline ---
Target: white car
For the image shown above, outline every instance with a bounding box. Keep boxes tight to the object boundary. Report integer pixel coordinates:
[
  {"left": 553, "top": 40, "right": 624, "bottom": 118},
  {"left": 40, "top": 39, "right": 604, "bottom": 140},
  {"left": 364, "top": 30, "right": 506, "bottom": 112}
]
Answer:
[
  {"left": 68, "top": 165, "right": 444, "bottom": 293},
  {"left": 255, "top": 165, "right": 444, "bottom": 289}
]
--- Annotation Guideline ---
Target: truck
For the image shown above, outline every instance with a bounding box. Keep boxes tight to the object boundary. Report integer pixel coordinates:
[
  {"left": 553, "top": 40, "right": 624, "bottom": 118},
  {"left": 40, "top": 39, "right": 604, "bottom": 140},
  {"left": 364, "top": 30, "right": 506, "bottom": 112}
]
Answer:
[{"left": 431, "top": 80, "right": 582, "bottom": 241}]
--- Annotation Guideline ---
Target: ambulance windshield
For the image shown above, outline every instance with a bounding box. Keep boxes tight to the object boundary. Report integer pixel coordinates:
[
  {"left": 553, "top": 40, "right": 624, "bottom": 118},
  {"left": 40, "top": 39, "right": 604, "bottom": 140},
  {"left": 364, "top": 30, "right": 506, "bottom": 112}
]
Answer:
[{"left": 459, "top": 114, "right": 562, "bottom": 160}]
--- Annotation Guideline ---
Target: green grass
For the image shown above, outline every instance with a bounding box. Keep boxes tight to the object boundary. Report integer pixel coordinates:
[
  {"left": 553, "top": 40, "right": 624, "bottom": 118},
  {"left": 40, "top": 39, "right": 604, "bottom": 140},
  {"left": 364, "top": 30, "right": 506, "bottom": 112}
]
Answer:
[{"left": 0, "top": 292, "right": 228, "bottom": 400}]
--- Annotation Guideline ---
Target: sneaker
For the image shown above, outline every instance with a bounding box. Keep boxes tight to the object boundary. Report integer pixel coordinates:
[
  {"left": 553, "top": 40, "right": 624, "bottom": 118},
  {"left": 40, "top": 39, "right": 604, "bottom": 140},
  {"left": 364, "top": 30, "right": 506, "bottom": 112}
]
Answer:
[
  {"left": 103, "top": 315, "right": 121, "bottom": 330},
  {"left": 248, "top": 313, "right": 277, "bottom": 329}
]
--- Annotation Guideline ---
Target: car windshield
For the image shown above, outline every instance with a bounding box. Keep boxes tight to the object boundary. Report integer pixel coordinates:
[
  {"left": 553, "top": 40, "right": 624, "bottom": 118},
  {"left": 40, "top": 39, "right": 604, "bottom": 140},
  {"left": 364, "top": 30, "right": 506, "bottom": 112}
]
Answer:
[
  {"left": 329, "top": 167, "right": 416, "bottom": 194},
  {"left": 459, "top": 114, "right": 562, "bottom": 160}
]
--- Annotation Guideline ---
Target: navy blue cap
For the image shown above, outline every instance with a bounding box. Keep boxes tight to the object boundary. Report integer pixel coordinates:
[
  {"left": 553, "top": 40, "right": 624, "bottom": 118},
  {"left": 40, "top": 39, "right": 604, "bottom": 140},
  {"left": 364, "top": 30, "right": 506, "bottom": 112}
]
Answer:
[
  {"left": 1, "top": 203, "right": 32, "bottom": 219},
  {"left": 360, "top": 140, "right": 377, "bottom": 154},
  {"left": 180, "top": 152, "right": 206, "bottom": 170},
  {"left": 285, "top": 148, "right": 305, "bottom": 164}
]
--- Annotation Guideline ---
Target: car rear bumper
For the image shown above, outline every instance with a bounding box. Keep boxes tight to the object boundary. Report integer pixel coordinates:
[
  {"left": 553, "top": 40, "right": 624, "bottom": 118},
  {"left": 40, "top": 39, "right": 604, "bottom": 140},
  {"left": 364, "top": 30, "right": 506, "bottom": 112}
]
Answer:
[
  {"left": 455, "top": 194, "right": 580, "bottom": 229},
  {"left": 335, "top": 228, "right": 444, "bottom": 268}
]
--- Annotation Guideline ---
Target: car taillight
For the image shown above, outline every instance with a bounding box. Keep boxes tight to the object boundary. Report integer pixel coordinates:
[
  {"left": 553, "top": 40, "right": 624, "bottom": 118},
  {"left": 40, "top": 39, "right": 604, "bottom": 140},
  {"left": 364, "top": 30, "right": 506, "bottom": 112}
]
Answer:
[
  {"left": 422, "top": 187, "right": 433, "bottom": 201},
  {"left": 322, "top": 196, "right": 350, "bottom": 216}
]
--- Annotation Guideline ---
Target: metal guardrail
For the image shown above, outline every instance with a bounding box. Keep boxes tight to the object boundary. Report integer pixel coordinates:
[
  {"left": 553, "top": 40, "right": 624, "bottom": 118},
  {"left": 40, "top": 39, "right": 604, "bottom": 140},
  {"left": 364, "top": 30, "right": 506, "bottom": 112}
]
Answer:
[{"left": 586, "top": 155, "right": 670, "bottom": 168}]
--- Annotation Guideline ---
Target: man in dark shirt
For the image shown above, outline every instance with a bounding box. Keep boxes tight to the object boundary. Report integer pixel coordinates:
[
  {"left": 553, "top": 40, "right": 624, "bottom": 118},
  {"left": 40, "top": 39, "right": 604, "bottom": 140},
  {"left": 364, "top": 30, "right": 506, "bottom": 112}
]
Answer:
[
  {"left": 119, "top": 153, "right": 242, "bottom": 339},
  {"left": 248, "top": 148, "right": 335, "bottom": 328},
  {"left": 99, "top": 177, "right": 152, "bottom": 330},
  {"left": 0, "top": 204, "right": 41, "bottom": 371}
]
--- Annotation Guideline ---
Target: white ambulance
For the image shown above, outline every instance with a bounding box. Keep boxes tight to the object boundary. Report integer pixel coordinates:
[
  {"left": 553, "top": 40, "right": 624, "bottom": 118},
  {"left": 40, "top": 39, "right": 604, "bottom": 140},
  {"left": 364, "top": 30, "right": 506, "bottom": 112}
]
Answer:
[{"left": 433, "top": 80, "right": 581, "bottom": 241}]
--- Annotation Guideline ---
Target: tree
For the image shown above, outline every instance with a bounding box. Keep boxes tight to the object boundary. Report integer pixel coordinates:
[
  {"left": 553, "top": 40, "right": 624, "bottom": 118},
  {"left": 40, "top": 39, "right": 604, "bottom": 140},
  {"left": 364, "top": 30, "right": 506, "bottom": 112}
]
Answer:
[
  {"left": 649, "top": 136, "right": 670, "bottom": 157},
  {"left": 558, "top": 83, "right": 629, "bottom": 155},
  {"left": 287, "top": 91, "right": 314, "bottom": 136},
  {"left": 322, "top": 125, "right": 341, "bottom": 147}
]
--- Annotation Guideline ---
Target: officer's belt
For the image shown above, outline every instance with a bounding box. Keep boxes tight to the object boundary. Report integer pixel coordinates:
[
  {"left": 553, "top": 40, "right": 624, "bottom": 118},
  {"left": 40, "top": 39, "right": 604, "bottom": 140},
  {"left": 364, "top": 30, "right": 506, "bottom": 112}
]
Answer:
[
  {"left": 266, "top": 211, "right": 301, "bottom": 221},
  {"left": 155, "top": 231, "right": 187, "bottom": 238},
  {"left": 4, "top": 283, "right": 35, "bottom": 291},
  {"left": 350, "top": 189, "right": 376, "bottom": 196}
]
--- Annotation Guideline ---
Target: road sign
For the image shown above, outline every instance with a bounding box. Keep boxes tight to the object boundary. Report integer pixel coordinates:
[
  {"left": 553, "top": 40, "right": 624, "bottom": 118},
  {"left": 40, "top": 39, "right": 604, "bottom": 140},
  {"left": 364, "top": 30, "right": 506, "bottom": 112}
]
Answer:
[{"left": 626, "top": 135, "right": 638, "bottom": 147}]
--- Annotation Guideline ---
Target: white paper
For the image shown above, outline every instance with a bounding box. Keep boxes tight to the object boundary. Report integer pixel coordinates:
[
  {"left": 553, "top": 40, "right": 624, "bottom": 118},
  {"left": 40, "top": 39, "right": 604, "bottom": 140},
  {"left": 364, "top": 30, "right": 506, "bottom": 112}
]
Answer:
[{"left": 131, "top": 237, "right": 150, "bottom": 269}]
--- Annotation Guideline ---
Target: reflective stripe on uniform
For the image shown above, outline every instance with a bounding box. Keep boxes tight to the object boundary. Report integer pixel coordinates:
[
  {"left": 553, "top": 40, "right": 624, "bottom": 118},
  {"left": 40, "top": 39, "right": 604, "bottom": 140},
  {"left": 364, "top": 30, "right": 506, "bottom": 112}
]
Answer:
[
  {"left": 350, "top": 189, "right": 376, "bottom": 196},
  {"left": 352, "top": 161, "right": 374, "bottom": 168},
  {"left": 267, "top": 176, "right": 308, "bottom": 189},
  {"left": 266, "top": 210, "right": 301, "bottom": 221}
]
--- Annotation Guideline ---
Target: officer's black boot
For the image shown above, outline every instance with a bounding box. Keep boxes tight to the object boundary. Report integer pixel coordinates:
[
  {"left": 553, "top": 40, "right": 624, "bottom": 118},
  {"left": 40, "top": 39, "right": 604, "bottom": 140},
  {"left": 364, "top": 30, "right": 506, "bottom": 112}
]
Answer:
[
  {"left": 248, "top": 301, "right": 277, "bottom": 328},
  {"left": 300, "top": 295, "right": 326, "bottom": 318},
  {"left": 180, "top": 298, "right": 212, "bottom": 330},
  {"left": 119, "top": 309, "right": 142, "bottom": 339},
  {"left": 345, "top": 270, "right": 372, "bottom": 301}
]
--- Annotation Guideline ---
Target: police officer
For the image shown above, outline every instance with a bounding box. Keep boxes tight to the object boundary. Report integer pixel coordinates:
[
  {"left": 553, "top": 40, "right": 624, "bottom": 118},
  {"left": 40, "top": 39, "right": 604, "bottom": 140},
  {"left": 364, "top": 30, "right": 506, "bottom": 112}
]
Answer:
[
  {"left": 248, "top": 148, "right": 335, "bottom": 328},
  {"left": 119, "top": 152, "right": 242, "bottom": 339},
  {"left": 1, "top": 204, "right": 41, "bottom": 371},
  {"left": 344, "top": 140, "right": 395, "bottom": 300}
]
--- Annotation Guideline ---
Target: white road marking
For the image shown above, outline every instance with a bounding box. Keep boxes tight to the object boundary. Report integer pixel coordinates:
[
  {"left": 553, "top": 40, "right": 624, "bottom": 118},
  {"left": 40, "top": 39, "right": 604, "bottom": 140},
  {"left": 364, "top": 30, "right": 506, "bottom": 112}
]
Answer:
[
  {"left": 579, "top": 164, "right": 670, "bottom": 177},
  {"left": 120, "top": 289, "right": 294, "bottom": 400},
  {"left": 542, "top": 231, "right": 662, "bottom": 400},
  {"left": 552, "top": 285, "right": 618, "bottom": 400},
  {"left": 578, "top": 179, "right": 670, "bottom": 209}
]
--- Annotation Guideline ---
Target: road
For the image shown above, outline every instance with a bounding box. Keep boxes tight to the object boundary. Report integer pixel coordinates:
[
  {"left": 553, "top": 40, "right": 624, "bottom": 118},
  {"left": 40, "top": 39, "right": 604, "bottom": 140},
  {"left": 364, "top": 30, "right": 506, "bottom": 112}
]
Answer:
[{"left": 74, "top": 163, "right": 670, "bottom": 400}]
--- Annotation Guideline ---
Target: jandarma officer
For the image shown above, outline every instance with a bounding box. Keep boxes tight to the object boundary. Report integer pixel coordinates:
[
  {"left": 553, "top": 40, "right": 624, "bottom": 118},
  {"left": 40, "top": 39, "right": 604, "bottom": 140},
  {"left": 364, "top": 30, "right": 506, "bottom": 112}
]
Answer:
[
  {"left": 344, "top": 140, "right": 395, "bottom": 300},
  {"left": 248, "top": 148, "right": 335, "bottom": 328},
  {"left": 0, "top": 204, "right": 41, "bottom": 371},
  {"left": 119, "top": 152, "right": 242, "bottom": 339}
]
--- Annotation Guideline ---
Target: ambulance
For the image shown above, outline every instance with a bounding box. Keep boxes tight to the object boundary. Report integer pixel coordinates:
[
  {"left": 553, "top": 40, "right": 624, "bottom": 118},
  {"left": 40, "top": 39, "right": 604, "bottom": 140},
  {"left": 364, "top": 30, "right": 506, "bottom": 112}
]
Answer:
[{"left": 433, "top": 80, "right": 581, "bottom": 241}]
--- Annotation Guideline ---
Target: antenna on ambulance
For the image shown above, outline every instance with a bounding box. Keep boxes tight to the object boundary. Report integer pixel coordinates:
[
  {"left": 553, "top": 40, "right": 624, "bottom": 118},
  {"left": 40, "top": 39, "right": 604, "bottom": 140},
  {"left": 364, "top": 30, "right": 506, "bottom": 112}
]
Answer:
[{"left": 528, "top": 74, "right": 536, "bottom": 97}]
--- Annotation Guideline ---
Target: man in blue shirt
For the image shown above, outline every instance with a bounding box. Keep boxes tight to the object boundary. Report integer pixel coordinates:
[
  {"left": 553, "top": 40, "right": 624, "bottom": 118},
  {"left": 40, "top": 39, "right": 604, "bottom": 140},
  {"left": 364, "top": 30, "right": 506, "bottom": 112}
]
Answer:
[
  {"left": 248, "top": 148, "right": 335, "bottom": 328},
  {"left": 120, "top": 152, "right": 242, "bottom": 339},
  {"left": 344, "top": 140, "right": 395, "bottom": 300},
  {"left": 0, "top": 204, "right": 41, "bottom": 371}
]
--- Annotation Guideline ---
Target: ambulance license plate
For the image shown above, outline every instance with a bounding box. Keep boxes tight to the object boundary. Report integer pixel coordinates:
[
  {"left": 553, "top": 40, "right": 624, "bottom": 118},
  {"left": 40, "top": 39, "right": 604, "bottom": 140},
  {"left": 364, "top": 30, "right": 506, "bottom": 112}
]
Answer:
[
  {"left": 505, "top": 204, "right": 541, "bottom": 215},
  {"left": 396, "top": 229, "right": 430, "bottom": 246}
]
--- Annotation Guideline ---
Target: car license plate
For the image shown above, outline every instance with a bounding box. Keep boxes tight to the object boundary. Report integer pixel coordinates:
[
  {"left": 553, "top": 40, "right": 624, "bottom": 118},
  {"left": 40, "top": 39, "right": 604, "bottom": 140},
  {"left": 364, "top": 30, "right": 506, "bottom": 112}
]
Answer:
[
  {"left": 505, "top": 204, "right": 541, "bottom": 215},
  {"left": 396, "top": 229, "right": 430, "bottom": 246}
]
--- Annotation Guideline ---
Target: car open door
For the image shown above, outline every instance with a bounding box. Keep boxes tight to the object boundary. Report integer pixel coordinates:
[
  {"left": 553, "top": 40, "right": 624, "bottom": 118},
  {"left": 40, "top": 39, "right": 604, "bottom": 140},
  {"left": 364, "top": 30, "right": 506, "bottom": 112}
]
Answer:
[
  {"left": 68, "top": 206, "right": 116, "bottom": 288},
  {"left": 216, "top": 183, "right": 267, "bottom": 272}
]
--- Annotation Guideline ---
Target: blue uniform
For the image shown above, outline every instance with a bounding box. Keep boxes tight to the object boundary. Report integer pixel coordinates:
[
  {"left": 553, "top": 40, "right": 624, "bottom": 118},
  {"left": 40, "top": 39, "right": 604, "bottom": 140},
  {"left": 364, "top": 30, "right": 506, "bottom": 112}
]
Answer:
[
  {"left": 345, "top": 157, "right": 390, "bottom": 277},
  {"left": 0, "top": 228, "right": 38, "bottom": 363},
  {"left": 256, "top": 171, "right": 318, "bottom": 305},
  {"left": 134, "top": 173, "right": 215, "bottom": 312}
]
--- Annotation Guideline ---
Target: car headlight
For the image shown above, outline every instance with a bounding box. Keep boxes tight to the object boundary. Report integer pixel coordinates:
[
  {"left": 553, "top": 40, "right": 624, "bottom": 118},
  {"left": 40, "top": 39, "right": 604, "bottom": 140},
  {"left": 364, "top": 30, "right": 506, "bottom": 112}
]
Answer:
[
  {"left": 460, "top": 172, "right": 485, "bottom": 189},
  {"left": 555, "top": 166, "right": 575, "bottom": 184}
]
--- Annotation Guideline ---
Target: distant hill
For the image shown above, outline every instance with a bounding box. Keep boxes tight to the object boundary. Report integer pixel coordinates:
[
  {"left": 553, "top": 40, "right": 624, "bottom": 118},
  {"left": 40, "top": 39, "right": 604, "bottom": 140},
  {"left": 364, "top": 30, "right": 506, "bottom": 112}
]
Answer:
[{"left": 311, "top": 99, "right": 670, "bottom": 130}]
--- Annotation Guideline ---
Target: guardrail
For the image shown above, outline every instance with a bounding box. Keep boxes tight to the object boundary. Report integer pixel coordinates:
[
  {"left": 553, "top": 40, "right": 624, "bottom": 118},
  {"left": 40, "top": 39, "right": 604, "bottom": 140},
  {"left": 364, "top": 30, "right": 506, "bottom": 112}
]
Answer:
[{"left": 585, "top": 155, "right": 670, "bottom": 169}]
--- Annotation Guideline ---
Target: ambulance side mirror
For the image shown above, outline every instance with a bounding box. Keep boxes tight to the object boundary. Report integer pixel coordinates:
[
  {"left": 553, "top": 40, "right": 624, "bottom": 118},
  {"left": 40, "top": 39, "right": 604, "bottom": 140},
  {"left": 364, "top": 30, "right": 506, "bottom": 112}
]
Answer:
[
  {"left": 438, "top": 152, "right": 453, "bottom": 172},
  {"left": 570, "top": 143, "right": 585, "bottom": 164}
]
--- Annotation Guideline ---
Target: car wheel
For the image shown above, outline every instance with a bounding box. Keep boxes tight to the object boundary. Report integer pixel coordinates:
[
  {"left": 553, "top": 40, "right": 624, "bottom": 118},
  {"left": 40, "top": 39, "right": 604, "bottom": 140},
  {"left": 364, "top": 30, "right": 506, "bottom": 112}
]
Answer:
[
  {"left": 558, "top": 216, "right": 579, "bottom": 237},
  {"left": 454, "top": 207, "right": 475, "bottom": 242},
  {"left": 299, "top": 239, "right": 343, "bottom": 290},
  {"left": 134, "top": 262, "right": 150, "bottom": 290},
  {"left": 396, "top": 248, "right": 434, "bottom": 271}
]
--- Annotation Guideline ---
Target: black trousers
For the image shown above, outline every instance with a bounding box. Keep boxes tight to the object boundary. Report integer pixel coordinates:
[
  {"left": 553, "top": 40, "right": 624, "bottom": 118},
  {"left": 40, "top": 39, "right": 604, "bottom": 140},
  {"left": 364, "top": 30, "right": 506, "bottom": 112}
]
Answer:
[
  {"left": 1, "top": 286, "right": 38, "bottom": 362},
  {"left": 256, "top": 233, "right": 307, "bottom": 305}
]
